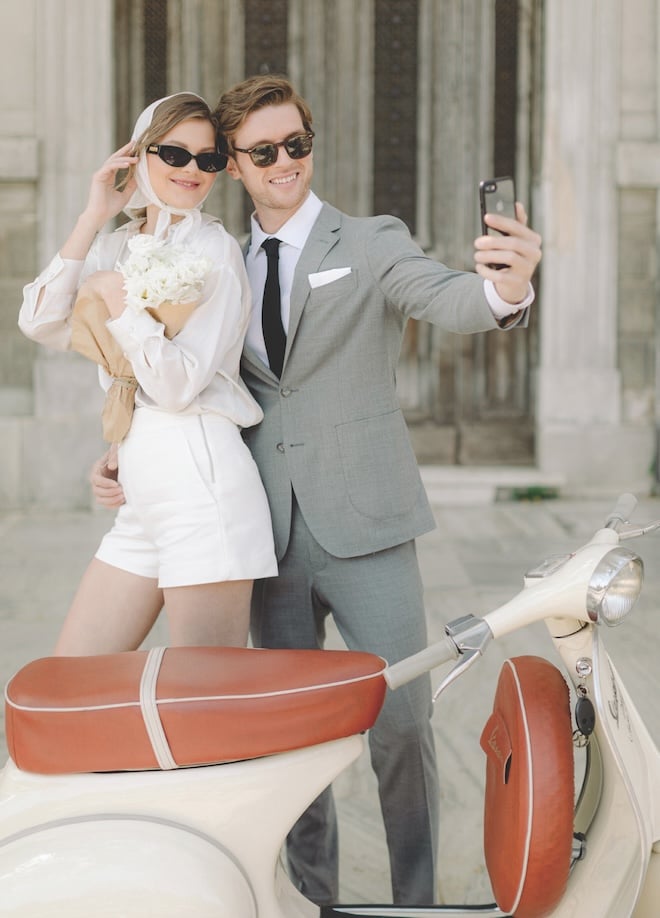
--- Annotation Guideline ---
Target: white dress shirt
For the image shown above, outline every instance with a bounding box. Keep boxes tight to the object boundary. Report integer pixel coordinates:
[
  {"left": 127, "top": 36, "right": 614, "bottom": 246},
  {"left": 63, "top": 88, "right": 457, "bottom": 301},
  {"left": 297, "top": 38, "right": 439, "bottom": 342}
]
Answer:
[{"left": 245, "top": 192, "right": 323, "bottom": 366}]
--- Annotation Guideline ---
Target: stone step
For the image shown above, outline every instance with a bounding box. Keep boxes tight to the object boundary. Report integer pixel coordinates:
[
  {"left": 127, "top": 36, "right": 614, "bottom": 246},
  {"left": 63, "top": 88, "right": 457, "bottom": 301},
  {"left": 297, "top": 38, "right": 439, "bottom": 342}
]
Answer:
[{"left": 420, "top": 465, "right": 565, "bottom": 505}]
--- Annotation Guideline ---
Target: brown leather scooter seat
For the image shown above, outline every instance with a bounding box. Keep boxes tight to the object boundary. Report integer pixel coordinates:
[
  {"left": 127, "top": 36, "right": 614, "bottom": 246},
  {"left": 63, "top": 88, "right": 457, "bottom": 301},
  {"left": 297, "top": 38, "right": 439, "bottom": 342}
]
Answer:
[
  {"left": 480, "top": 655, "right": 574, "bottom": 918},
  {"left": 5, "top": 646, "right": 387, "bottom": 775}
]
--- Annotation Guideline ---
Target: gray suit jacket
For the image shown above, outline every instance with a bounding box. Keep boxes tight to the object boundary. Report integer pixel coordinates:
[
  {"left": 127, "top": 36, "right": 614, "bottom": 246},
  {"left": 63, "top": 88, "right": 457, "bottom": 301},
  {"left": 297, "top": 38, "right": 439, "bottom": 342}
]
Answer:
[{"left": 241, "top": 203, "right": 524, "bottom": 560}]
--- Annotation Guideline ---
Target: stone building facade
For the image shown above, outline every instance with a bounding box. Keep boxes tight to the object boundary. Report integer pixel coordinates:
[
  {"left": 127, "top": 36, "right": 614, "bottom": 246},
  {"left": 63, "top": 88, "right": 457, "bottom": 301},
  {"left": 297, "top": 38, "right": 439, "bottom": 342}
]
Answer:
[{"left": 1, "top": 0, "right": 658, "bottom": 508}]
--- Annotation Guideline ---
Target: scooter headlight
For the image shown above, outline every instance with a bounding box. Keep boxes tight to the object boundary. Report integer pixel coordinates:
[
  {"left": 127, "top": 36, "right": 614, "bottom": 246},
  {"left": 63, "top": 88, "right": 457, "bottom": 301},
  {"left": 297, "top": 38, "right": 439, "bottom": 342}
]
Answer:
[{"left": 586, "top": 547, "right": 643, "bottom": 626}]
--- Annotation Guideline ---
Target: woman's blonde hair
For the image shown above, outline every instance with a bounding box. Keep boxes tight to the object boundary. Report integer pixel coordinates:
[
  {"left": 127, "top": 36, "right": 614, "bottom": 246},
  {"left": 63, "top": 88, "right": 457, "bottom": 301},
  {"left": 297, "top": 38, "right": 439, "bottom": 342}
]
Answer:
[{"left": 132, "top": 93, "right": 217, "bottom": 155}]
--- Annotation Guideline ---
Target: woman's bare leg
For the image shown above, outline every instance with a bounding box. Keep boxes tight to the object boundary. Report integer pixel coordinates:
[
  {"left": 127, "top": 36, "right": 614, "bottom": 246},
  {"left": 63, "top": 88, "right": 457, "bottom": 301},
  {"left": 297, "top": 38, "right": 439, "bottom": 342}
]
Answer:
[
  {"left": 163, "top": 579, "right": 253, "bottom": 647},
  {"left": 54, "top": 558, "right": 163, "bottom": 656}
]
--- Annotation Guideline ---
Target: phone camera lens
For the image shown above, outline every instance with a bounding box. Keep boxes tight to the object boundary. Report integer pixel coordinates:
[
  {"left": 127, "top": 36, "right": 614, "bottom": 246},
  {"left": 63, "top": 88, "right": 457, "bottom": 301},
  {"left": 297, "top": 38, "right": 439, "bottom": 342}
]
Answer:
[{"left": 486, "top": 182, "right": 496, "bottom": 192}]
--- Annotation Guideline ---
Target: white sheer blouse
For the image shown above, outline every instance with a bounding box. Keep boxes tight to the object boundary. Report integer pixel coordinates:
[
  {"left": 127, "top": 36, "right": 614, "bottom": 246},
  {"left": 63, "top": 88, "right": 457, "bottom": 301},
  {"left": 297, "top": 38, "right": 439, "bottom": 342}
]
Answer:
[{"left": 19, "top": 214, "right": 262, "bottom": 429}]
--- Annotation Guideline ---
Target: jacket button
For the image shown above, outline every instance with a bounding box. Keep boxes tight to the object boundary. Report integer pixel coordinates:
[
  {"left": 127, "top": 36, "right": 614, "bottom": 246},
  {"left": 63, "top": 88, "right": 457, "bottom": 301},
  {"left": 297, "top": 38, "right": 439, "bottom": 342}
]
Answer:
[
  {"left": 280, "top": 387, "right": 292, "bottom": 397},
  {"left": 276, "top": 442, "right": 285, "bottom": 453}
]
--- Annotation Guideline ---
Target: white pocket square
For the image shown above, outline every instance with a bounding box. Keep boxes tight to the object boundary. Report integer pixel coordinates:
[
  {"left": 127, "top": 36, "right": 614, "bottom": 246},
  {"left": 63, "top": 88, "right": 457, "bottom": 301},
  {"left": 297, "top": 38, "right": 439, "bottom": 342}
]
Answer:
[{"left": 308, "top": 267, "right": 352, "bottom": 288}]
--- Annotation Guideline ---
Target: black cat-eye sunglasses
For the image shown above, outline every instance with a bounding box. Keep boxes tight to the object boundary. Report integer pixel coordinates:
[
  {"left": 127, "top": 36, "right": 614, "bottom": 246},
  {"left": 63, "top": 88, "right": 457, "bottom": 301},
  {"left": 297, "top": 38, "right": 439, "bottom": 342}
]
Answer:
[{"left": 147, "top": 144, "right": 227, "bottom": 173}]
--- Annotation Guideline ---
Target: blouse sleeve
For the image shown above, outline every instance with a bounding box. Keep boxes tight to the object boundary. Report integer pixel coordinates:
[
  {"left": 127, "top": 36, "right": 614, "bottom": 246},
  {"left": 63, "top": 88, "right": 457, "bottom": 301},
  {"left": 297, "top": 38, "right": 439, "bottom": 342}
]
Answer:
[
  {"left": 18, "top": 256, "right": 87, "bottom": 350},
  {"left": 107, "top": 228, "right": 252, "bottom": 412},
  {"left": 18, "top": 236, "right": 109, "bottom": 350}
]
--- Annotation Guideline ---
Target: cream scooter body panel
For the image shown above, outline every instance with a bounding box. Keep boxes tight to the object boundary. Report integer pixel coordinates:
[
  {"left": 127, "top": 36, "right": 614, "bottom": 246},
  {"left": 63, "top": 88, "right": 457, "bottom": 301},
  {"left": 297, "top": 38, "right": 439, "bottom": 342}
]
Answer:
[
  {"left": 589, "top": 630, "right": 660, "bottom": 918},
  {"left": 0, "top": 818, "right": 257, "bottom": 917},
  {"left": 539, "top": 624, "right": 660, "bottom": 917},
  {"left": 484, "top": 529, "right": 620, "bottom": 640},
  {"left": 0, "top": 735, "right": 364, "bottom": 917}
]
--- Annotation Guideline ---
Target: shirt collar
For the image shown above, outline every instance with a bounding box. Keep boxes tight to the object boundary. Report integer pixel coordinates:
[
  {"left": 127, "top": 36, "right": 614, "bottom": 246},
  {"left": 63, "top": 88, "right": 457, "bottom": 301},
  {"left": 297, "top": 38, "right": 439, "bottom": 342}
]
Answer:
[{"left": 249, "top": 191, "right": 323, "bottom": 254}]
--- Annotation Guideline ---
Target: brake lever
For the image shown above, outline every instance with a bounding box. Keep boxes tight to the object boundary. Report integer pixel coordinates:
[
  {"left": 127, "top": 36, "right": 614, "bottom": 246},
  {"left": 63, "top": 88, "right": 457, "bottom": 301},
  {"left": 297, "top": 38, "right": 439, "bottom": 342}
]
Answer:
[
  {"left": 432, "top": 615, "right": 493, "bottom": 701},
  {"left": 618, "top": 520, "right": 660, "bottom": 540}
]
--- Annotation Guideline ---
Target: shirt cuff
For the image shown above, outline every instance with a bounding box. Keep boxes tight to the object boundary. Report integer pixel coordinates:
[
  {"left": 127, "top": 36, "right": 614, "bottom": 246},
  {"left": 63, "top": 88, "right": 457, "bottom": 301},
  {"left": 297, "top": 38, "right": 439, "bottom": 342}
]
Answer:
[
  {"left": 483, "top": 279, "right": 535, "bottom": 319},
  {"left": 39, "top": 255, "right": 85, "bottom": 294},
  {"left": 107, "top": 306, "right": 164, "bottom": 353}
]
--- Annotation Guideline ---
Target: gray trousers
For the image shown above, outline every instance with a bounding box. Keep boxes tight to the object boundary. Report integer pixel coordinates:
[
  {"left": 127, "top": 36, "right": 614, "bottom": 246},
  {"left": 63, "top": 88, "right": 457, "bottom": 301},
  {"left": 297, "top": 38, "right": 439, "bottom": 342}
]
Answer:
[{"left": 251, "top": 499, "right": 440, "bottom": 906}]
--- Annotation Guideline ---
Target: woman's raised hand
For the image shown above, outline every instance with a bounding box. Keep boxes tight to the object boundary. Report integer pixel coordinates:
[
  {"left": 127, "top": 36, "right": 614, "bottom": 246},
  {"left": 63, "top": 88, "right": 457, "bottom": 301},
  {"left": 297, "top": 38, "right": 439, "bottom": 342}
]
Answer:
[
  {"left": 83, "top": 142, "right": 139, "bottom": 230},
  {"left": 60, "top": 143, "right": 139, "bottom": 261}
]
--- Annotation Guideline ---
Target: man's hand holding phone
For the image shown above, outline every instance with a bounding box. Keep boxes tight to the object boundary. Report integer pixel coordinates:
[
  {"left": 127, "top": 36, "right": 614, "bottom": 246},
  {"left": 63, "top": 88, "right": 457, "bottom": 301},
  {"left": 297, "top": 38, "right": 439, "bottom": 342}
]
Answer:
[{"left": 474, "top": 176, "right": 542, "bottom": 307}]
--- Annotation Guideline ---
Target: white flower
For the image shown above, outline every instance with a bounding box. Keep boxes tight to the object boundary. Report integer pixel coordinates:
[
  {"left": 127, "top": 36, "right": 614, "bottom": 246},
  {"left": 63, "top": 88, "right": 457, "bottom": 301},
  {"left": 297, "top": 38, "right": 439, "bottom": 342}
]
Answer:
[{"left": 119, "top": 236, "right": 212, "bottom": 314}]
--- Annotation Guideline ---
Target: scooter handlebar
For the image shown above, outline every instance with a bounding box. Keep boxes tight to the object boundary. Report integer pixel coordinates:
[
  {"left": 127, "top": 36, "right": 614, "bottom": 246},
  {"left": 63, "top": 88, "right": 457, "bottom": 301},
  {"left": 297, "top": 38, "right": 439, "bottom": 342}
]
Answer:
[
  {"left": 384, "top": 636, "right": 458, "bottom": 690},
  {"left": 605, "top": 492, "right": 637, "bottom": 530}
]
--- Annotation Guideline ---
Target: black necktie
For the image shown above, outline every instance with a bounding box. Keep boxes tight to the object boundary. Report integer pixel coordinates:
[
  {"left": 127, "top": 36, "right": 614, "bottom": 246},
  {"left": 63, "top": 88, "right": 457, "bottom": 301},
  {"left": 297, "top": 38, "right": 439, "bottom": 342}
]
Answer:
[{"left": 261, "top": 237, "right": 286, "bottom": 377}]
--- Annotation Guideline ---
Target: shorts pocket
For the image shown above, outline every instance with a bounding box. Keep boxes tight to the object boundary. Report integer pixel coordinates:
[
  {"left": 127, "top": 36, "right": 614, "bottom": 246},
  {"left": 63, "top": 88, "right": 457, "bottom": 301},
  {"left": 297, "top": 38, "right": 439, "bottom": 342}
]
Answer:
[{"left": 120, "top": 421, "right": 211, "bottom": 506}]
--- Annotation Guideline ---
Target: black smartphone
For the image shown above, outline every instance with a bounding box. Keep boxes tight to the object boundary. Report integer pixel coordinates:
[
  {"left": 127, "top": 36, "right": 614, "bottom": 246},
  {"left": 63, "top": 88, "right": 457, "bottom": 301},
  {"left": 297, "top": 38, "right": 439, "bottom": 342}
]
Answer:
[{"left": 479, "top": 176, "right": 516, "bottom": 268}]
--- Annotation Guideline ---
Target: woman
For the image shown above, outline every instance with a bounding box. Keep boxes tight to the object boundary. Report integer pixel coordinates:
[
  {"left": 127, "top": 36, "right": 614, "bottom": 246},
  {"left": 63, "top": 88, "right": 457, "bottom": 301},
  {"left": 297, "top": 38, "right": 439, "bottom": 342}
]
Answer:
[{"left": 19, "top": 92, "right": 277, "bottom": 655}]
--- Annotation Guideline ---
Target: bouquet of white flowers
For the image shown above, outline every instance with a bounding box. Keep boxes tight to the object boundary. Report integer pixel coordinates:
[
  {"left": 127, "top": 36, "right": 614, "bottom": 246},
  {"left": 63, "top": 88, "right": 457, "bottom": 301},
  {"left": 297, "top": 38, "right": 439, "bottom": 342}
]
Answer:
[
  {"left": 119, "top": 235, "right": 212, "bottom": 317},
  {"left": 70, "top": 235, "right": 212, "bottom": 443}
]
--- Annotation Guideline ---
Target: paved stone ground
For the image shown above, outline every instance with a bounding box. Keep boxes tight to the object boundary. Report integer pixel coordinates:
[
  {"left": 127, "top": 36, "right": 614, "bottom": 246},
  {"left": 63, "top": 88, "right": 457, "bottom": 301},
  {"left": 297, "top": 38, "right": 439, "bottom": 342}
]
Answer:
[{"left": 1, "top": 488, "right": 659, "bottom": 905}]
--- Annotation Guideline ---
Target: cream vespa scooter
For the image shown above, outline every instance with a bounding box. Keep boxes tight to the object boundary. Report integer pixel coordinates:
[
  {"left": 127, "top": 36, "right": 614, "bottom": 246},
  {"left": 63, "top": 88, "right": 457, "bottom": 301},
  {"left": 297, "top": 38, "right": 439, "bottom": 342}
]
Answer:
[{"left": 0, "top": 494, "right": 659, "bottom": 917}]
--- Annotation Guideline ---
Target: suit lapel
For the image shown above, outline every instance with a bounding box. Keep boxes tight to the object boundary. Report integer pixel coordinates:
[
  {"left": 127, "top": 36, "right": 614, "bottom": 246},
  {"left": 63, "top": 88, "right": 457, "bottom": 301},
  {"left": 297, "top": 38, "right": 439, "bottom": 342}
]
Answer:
[
  {"left": 240, "top": 234, "right": 278, "bottom": 382},
  {"left": 285, "top": 204, "right": 342, "bottom": 352},
  {"left": 241, "top": 343, "right": 273, "bottom": 382},
  {"left": 241, "top": 203, "right": 342, "bottom": 378}
]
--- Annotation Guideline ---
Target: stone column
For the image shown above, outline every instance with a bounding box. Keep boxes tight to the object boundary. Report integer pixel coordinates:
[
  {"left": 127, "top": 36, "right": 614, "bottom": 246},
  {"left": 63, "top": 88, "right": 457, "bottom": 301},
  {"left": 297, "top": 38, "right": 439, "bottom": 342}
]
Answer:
[
  {"left": 25, "top": 0, "right": 115, "bottom": 507},
  {"left": 36, "top": 0, "right": 114, "bottom": 263},
  {"left": 536, "top": 0, "right": 653, "bottom": 494},
  {"left": 288, "top": 0, "right": 374, "bottom": 218}
]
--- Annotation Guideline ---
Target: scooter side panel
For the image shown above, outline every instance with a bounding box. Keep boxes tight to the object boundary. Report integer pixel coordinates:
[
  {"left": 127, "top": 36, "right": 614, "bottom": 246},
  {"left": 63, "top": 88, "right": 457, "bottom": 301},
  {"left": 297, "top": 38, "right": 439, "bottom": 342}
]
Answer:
[
  {"left": 0, "top": 736, "right": 363, "bottom": 918},
  {"left": 0, "top": 818, "right": 257, "bottom": 917}
]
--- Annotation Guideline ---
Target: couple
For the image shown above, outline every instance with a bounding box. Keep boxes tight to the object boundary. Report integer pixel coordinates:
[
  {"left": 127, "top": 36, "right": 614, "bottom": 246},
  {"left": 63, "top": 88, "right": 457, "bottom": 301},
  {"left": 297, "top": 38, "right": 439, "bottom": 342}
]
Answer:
[{"left": 19, "top": 75, "right": 542, "bottom": 907}]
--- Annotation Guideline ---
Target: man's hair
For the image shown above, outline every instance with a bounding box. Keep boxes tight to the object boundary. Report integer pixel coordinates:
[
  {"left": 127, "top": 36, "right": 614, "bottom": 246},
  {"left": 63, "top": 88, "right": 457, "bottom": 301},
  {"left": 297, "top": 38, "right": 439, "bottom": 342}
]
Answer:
[{"left": 215, "top": 75, "right": 313, "bottom": 146}]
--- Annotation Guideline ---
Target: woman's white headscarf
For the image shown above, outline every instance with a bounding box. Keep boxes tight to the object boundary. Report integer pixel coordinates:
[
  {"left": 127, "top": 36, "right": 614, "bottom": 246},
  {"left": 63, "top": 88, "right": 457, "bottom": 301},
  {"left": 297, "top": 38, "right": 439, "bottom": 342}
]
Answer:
[{"left": 124, "top": 92, "right": 215, "bottom": 244}]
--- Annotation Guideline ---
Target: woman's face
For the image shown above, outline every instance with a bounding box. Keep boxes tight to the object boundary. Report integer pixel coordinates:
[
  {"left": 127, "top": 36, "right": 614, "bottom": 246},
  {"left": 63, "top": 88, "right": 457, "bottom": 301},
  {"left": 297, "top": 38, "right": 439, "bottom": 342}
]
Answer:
[{"left": 146, "top": 117, "right": 218, "bottom": 211}]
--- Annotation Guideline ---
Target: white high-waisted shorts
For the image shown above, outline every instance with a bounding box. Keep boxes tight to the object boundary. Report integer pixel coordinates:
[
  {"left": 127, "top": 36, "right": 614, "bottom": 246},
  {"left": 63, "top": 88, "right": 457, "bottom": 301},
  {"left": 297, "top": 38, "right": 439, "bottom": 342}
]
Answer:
[{"left": 95, "top": 408, "right": 278, "bottom": 588}]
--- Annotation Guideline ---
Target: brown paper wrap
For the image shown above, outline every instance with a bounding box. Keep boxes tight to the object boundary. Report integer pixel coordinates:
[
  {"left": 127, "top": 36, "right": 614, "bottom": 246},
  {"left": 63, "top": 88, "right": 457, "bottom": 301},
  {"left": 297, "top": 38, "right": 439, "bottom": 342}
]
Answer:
[{"left": 70, "top": 285, "right": 197, "bottom": 444}]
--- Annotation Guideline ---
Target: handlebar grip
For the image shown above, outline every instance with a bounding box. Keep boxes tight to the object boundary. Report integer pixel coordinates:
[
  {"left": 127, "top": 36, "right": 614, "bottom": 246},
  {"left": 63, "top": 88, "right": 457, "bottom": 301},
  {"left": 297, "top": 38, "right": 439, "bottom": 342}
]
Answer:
[
  {"left": 605, "top": 493, "right": 637, "bottom": 530},
  {"left": 384, "top": 636, "right": 457, "bottom": 690}
]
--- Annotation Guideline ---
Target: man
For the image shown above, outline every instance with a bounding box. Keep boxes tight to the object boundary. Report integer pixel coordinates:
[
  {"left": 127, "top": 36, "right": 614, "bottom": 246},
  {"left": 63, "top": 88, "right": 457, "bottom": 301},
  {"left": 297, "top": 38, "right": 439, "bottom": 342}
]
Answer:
[{"left": 93, "top": 75, "right": 541, "bottom": 906}]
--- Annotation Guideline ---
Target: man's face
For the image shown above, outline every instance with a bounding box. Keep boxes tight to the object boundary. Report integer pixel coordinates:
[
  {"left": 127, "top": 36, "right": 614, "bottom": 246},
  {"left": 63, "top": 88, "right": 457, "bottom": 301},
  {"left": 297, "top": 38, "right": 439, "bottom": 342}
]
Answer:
[{"left": 226, "top": 102, "right": 313, "bottom": 232}]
